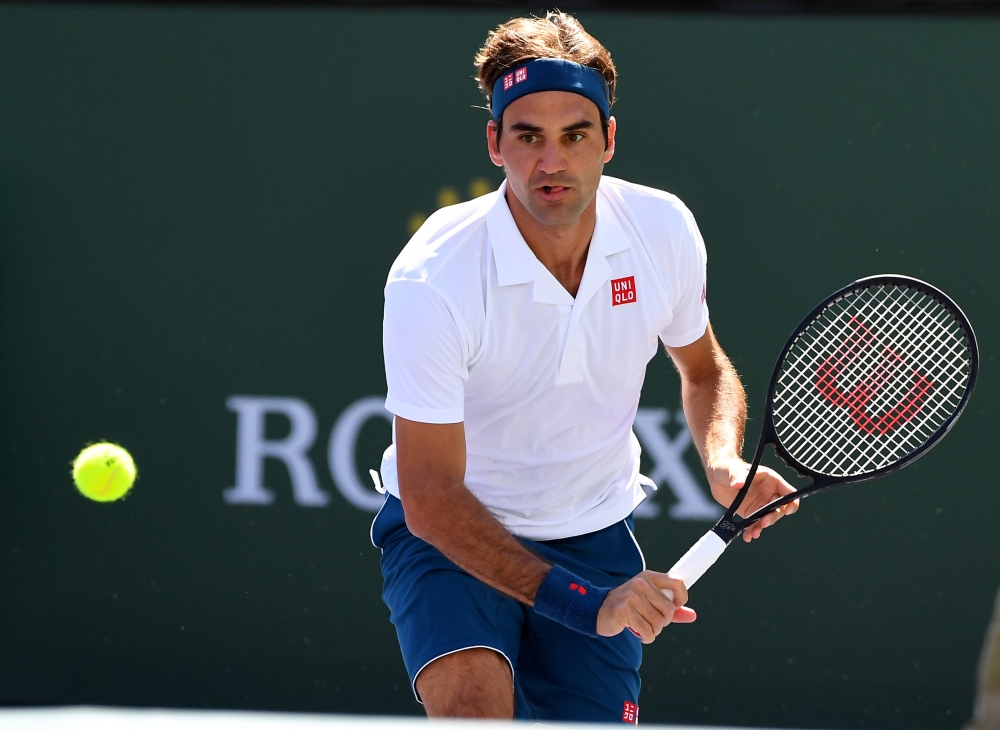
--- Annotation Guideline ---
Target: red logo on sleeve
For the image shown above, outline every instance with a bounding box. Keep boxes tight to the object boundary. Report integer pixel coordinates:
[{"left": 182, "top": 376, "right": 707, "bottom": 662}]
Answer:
[
  {"left": 622, "top": 701, "right": 639, "bottom": 724},
  {"left": 611, "top": 276, "right": 637, "bottom": 306}
]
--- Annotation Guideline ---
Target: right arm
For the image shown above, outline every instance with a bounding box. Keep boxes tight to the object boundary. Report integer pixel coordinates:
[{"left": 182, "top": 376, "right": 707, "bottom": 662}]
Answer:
[
  {"left": 394, "top": 416, "right": 694, "bottom": 642},
  {"left": 395, "top": 416, "right": 549, "bottom": 604}
]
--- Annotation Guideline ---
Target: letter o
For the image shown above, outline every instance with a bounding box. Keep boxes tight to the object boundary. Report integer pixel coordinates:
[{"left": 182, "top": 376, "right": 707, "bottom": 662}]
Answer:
[{"left": 328, "top": 395, "right": 392, "bottom": 512}]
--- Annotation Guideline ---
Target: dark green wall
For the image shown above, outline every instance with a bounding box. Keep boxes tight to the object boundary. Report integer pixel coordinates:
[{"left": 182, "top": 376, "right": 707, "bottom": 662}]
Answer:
[{"left": 1, "top": 4, "right": 998, "bottom": 728}]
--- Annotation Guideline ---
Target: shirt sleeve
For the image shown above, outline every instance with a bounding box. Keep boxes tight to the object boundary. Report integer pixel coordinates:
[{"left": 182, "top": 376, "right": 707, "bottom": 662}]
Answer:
[
  {"left": 659, "top": 205, "right": 710, "bottom": 348},
  {"left": 383, "top": 279, "right": 468, "bottom": 424}
]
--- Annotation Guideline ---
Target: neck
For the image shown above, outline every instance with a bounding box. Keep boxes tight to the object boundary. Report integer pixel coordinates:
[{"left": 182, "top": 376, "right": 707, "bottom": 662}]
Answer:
[{"left": 505, "top": 187, "right": 597, "bottom": 299}]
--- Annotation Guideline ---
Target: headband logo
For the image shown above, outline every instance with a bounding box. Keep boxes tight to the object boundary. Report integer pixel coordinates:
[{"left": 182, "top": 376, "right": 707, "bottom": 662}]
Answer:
[{"left": 503, "top": 68, "right": 528, "bottom": 92}]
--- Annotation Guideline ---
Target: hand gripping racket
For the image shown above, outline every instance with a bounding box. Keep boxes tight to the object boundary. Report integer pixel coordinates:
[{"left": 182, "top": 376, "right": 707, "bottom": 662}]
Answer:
[{"left": 662, "top": 274, "right": 978, "bottom": 601}]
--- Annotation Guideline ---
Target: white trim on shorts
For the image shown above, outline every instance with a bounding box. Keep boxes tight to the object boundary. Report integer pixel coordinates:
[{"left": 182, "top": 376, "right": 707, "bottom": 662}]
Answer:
[
  {"left": 411, "top": 645, "right": 515, "bottom": 705},
  {"left": 624, "top": 519, "right": 646, "bottom": 572},
  {"left": 369, "top": 493, "right": 390, "bottom": 552}
]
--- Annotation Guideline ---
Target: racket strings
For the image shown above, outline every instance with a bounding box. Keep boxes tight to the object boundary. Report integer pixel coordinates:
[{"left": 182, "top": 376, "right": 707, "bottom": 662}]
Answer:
[
  {"left": 772, "top": 284, "right": 972, "bottom": 477},
  {"left": 778, "top": 289, "right": 967, "bottom": 474},
  {"left": 784, "top": 291, "right": 966, "bottom": 473}
]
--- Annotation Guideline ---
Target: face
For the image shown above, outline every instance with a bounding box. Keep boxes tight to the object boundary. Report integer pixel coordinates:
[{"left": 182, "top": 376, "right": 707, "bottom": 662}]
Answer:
[{"left": 488, "top": 91, "right": 616, "bottom": 228}]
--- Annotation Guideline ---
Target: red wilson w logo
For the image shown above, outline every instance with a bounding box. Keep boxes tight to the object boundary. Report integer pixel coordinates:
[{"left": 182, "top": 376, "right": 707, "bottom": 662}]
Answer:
[{"left": 815, "top": 317, "right": 934, "bottom": 435}]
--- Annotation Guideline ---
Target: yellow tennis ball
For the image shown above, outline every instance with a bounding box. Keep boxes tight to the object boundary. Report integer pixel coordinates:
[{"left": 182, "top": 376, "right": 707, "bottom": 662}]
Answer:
[{"left": 72, "top": 442, "right": 137, "bottom": 502}]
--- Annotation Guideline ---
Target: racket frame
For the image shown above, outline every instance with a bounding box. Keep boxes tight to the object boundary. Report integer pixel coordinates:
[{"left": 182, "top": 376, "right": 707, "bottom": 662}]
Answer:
[{"left": 711, "top": 274, "right": 979, "bottom": 545}]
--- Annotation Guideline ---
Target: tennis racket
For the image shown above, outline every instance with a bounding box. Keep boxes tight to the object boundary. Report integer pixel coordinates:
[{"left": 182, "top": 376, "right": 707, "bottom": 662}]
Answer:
[{"left": 662, "top": 274, "right": 978, "bottom": 601}]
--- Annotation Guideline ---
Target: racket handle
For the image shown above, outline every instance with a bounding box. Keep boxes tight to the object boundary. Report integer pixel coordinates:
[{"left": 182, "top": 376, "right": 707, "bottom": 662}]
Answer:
[{"left": 662, "top": 530, "right": 728, "bottom": 601}]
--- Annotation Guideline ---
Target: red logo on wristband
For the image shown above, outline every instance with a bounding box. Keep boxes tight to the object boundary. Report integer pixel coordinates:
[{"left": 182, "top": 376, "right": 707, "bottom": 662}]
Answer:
[
  {"left": 568, "top": 582, "right": 587, "bottom": 595},
  {"left": 622, "top": 701, "right": 639, "bottom": 724}
]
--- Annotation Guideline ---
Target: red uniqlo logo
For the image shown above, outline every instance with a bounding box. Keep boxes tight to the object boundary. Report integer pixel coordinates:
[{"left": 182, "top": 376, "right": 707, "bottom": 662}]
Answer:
[
  {"left": 503, "top": 73, "right": 515, "bottom": 90},
  {"left": 622, "top": 701, "right": 639, "bottom": 724},
  {"left": 515, "top": 67, "right": 528, "bottom": 83},
  {"left": 611, "top": 276, "right": 636, "bottom": 306}
]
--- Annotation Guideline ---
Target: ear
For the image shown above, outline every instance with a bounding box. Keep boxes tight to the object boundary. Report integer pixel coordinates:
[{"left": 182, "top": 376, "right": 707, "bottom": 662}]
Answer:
[
  {"left": 604, "top": 116, "right": 617, "bottom": 163},
  {"left": 487, "top": 120, "right": 504, "bottom": 167}
]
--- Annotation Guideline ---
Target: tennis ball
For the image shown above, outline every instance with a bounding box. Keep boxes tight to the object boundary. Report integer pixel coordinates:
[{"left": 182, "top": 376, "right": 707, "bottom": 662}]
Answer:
[{"left": 72, "top": 442, "right": 136, "bottom": 502}]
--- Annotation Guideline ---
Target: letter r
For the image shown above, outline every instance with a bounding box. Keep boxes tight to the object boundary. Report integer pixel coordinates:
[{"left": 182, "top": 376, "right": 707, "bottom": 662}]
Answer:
[{"left": 224, "top": 396, "right": 329, "bottom": 507}]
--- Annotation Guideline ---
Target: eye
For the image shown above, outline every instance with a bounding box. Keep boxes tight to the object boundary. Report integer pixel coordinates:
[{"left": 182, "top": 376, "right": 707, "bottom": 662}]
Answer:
[
  {"left": 520, "top": 134, "right": 539, "bottom": 144},
  {"left": 567, "top": 133, "right": 585, "bottom": 142}
]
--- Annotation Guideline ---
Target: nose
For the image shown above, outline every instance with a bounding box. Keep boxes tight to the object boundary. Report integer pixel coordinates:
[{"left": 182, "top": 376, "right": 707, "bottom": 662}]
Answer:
[{"left": 537, "top": 139, "right": 567, "bottom": 175}]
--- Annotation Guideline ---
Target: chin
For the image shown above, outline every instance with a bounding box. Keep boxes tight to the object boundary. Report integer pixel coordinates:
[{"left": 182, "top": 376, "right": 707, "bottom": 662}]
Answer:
[{"left": 527, "top": 199, "right": 586, "bottom": 227}]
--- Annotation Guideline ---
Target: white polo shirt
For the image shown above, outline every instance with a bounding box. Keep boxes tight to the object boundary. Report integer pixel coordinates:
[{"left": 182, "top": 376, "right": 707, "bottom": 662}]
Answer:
[{"left": 380, "top": 176, "right": 709, "bottom": 540}]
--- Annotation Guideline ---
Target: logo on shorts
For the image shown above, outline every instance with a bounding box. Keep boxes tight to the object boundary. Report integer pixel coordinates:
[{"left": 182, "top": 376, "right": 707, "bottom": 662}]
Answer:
[
  {"left": 611, "top": 276, "right": 637, "bottom": 306},
  {"left": 568, "top": 582, "right": 587, "bottom": 595},
  {"left": 701, "top": 283, "right": 706, "bottom": 304},
  {"left": 622, "top": 701, "right": 639, "bottom": 724}
]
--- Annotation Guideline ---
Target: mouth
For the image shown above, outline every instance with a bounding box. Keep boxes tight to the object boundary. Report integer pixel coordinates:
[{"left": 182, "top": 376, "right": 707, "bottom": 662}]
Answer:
[{"left": 538, "top": 185, "right": 569, "bottom": 201}]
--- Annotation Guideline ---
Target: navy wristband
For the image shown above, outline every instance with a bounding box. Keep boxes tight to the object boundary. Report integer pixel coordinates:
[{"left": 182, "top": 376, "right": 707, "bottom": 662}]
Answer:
[{"left": 533, "top": 565, "right": 611, "bottom": 638}]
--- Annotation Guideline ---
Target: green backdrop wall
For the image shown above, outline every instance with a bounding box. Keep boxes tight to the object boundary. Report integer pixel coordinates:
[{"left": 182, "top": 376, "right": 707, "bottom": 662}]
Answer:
[{"left": 1, "top": 4, "right": 998, "bottom": 728}]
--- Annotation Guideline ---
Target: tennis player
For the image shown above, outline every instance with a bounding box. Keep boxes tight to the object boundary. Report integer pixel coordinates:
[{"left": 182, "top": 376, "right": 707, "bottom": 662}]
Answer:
[{"left": 372, "top": 12, "right": 799, "bottom": 722}]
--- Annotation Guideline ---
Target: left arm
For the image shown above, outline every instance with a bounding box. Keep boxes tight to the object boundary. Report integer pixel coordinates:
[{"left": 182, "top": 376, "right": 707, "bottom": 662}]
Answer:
[{"left": 665, "top": 325, "right": 799, "bottom": 542}]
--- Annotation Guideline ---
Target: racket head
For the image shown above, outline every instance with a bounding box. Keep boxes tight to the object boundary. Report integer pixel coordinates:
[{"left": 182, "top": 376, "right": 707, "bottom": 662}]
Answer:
[{"left": 764, "top": 274, "right": 979, "bottom": 488}]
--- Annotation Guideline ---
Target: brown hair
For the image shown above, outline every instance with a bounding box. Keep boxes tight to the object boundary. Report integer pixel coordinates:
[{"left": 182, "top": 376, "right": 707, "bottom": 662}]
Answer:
[{"left": 475, "top": 12, "right": 617, "bottom": 115}]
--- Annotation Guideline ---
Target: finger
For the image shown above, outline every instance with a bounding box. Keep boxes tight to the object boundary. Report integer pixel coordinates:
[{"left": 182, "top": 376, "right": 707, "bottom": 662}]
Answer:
[
  {"left": 672, "top": 606, "right": 697, "bottom": 623},
  {"left": 758, "top": 469, "right": 798, "bottom": 503},
  {"left": 648, "top": 572, "right": 688, "bottom": 607},
  {"left": 629, "top": 593, "right": 672, "bottom": 636},
  {"left": 763, "top": 500, "right": 799, "bottom": 526},
  {"left": 737, "top": 482, "right": 780, "bottom": 517},
  {"left": 637, "top": 578, "right": 680, "bottom": 626},
  {"left": 627, "top": 612, "right": 656, "bottom": 644},
  {"left": 774, "top": 481, "right": 797, "bottom": 497}
]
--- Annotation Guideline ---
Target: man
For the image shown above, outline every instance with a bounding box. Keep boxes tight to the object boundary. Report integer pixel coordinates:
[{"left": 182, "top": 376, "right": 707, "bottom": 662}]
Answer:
[{"left": 372, "top": 12, "right": 799, "bottom": 722}]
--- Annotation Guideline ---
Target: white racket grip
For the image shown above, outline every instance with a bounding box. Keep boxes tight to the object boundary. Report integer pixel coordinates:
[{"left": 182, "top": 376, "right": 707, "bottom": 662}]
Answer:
[{"left": 662, "top": 530, "right": 728, "bottom": 601}]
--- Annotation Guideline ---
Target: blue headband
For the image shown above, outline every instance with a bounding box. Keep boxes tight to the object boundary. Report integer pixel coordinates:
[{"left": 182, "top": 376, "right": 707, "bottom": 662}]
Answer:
[{"left": 490, "top": 58, "right": 611, "bottom": 122}]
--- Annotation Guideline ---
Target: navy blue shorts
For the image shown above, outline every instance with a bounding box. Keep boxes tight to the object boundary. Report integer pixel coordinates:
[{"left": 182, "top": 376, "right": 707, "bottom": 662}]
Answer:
[{"left": 371, "top": 495, "right": 645, "bottom": 723}]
